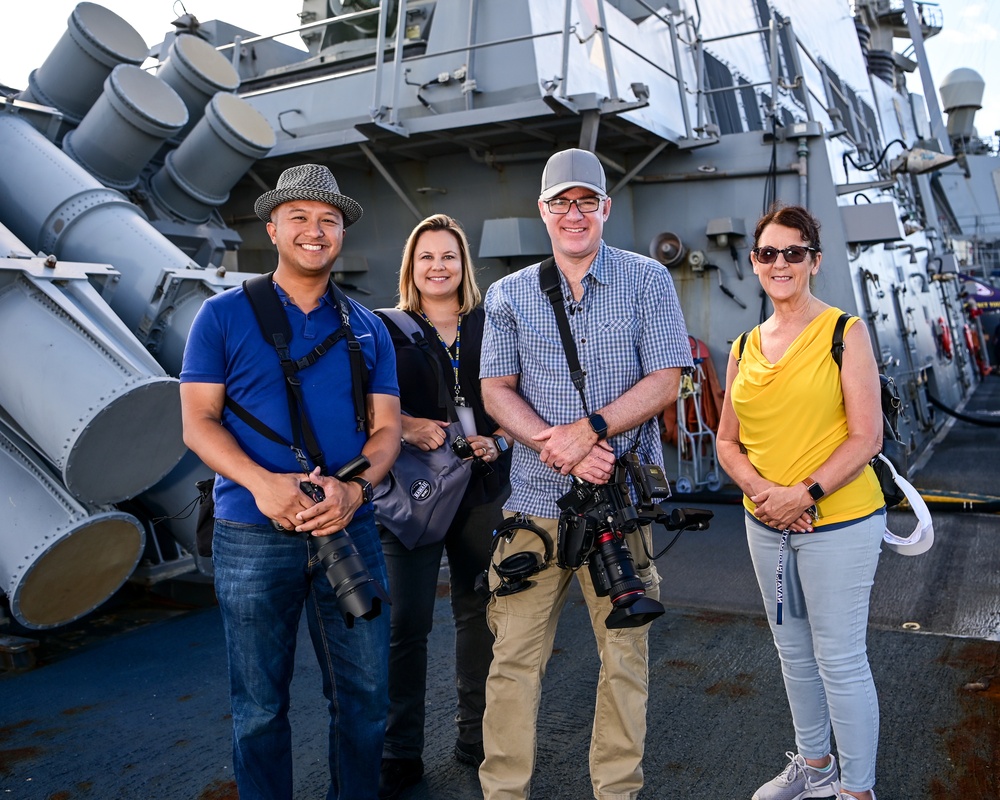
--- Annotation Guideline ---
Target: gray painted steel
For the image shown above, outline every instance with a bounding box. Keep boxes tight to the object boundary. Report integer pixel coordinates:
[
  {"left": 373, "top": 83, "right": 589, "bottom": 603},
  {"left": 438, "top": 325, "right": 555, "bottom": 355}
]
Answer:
[
  {"left": 62, "top": 64, "right": 188, "bottom": 190},
  {"left": 155, "top": 33, "right": 240, "bottom": 139},
  {"left": 17, "top": 2, "right": 148, "bottom": 124},
  {"left": 150, "top": 92, "right": 276, "bottom": 222},
  {"left": 0, "top": 230, "right": 186, "bottom": 504},
  {"left": 0, "top": 420, "right": 145, "bottom": 630}
]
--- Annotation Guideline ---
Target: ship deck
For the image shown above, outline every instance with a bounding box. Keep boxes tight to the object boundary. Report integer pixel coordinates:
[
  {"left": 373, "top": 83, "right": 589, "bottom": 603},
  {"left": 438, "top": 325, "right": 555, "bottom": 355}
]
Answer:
[{"left": 2, "top": 378, "right": 999, "bottom": 799}]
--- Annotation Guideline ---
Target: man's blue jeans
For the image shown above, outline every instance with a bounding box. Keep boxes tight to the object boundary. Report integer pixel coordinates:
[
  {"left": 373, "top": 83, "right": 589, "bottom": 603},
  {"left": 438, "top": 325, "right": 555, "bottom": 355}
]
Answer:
[{"left": 213, "top": 513, "right": 390, "bottom": 800}]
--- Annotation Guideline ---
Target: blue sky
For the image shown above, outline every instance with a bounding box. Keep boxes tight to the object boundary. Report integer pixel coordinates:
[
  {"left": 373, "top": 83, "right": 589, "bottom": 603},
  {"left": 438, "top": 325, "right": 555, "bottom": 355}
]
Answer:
[{"left": 1, "top": 1, "right": 997, "bottom": 141}]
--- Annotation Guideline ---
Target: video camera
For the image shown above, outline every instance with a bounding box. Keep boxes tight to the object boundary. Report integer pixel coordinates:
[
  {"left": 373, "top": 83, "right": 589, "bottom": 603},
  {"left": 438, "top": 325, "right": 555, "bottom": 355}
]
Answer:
[
  {"left": 556, "top": 453, "right": 713, "bottom": 629},
  {"left": 295, "top": 455, "right": 390, "bottom": 628}
]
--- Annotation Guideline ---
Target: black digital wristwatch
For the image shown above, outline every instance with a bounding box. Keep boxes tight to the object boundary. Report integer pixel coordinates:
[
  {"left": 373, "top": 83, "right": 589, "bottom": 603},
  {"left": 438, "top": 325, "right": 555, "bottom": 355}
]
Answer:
[
  {"left": 587, "top": 413, "right": 608, "bottom": 441},
  {"left": 350, "top": 476, "right": 374, "bottom": 504}
]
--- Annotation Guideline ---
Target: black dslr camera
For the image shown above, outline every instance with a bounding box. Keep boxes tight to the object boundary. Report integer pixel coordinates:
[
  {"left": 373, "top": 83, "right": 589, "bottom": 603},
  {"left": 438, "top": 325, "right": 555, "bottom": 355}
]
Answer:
[
  {"left": 556, "top": 453, "right": 713, "bottom": 629},
  {"left": 295, "top": 455, "right": 390, "bottom": 628}
]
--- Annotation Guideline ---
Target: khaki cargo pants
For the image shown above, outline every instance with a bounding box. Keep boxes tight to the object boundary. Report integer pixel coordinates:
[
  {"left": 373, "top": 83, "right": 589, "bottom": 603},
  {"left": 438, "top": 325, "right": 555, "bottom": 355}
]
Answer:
[{"left": 478, "top": 514, "right": 659, "bottom": 800}]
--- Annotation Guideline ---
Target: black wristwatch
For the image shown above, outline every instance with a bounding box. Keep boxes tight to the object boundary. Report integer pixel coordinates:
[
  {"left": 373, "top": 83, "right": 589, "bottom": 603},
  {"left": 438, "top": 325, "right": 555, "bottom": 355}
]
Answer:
[
  {"left": 350, "top": 476, "right": 374, "bottom": 504},
  {"left": 492, "top": 434, "right": 510, "bottom": 454},
  {"left": 587, "top": 413, "right": 608, "bottom": 441},
  {"left": 802, "top": 477, "right": 825, "bottom": 502}
]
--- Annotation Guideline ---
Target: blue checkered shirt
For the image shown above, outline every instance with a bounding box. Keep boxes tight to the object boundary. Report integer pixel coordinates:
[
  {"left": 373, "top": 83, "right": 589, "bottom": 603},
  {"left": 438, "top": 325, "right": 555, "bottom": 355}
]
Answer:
[{"left": 482, "top": 241, "right": 692, "bottom": 518}]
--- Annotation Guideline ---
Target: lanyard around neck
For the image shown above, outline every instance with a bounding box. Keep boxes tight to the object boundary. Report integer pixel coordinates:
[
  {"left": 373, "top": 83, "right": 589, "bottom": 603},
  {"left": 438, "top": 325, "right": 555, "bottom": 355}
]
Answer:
[{"left": 420, "top": 310, "right": 465, "bottom": 405}]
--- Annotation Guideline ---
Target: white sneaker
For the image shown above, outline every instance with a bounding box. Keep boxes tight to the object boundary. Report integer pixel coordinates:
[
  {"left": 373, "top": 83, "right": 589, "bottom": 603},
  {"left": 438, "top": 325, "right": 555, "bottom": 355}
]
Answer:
[{"left": 752, "top": 752, "right": 841, "bottom": 800}]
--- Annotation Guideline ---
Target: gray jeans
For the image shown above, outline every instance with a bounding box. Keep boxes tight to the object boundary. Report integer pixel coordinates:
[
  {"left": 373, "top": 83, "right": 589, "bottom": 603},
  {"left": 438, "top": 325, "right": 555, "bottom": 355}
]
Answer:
[{"left": 746, "top": 510, "right": 885, "bottom": 793}]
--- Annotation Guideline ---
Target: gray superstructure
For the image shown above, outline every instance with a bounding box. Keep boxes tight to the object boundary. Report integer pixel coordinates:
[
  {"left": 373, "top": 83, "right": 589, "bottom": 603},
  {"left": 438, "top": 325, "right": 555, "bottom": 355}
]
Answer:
[{"left": 1, "top": 0, "right": 997, "bottom": 630}]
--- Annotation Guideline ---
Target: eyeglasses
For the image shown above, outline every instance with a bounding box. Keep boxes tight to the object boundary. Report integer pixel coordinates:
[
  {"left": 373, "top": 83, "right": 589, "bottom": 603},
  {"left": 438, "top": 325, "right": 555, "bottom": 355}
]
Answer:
[
  {"left": 751, "top": 245, "right": 819, "bottom": 264},
  {"left": 543, "top": 196, "right": 604, "bottom": 214}
]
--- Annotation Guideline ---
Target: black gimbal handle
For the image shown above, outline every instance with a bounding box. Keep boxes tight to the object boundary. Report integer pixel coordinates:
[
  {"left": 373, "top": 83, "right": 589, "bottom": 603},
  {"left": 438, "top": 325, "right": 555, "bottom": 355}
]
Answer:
[{"left": 660, "top": 507, "right": 714, "bottom": 531}]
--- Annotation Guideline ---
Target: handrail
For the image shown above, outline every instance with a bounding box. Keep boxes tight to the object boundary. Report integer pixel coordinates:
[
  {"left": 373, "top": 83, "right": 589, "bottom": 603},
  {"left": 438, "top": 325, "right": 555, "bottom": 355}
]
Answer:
[{"left": 215, "top": 7, "right": 381, "bottom": 53}]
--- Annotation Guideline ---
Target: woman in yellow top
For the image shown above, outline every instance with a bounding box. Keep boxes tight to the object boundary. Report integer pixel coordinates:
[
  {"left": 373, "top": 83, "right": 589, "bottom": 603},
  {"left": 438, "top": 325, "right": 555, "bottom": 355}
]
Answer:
[{"left": 717, "top": 204, "right": 884, "bottom": 800}]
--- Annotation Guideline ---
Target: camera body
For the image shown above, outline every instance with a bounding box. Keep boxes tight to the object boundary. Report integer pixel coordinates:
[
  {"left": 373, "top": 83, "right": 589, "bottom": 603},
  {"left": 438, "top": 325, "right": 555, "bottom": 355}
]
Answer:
[
  {"left": 300, "top": 480, "right": 325, "bottom": 503},
  {"left": 555, "top": 453, "right": 673, "bottom": 629}
]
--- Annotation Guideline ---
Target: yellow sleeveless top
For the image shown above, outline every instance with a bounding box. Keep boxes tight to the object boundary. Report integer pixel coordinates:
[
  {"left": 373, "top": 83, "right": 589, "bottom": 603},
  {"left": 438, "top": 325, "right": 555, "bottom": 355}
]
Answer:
[{"left": 729, "top": 307, "right": 883, "bottom": 525}]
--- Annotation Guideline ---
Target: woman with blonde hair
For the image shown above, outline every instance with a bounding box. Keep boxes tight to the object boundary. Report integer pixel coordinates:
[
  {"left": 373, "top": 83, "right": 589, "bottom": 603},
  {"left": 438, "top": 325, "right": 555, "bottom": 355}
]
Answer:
[{"left": 376, "top": 214, "right": 510, "bottom": 799}]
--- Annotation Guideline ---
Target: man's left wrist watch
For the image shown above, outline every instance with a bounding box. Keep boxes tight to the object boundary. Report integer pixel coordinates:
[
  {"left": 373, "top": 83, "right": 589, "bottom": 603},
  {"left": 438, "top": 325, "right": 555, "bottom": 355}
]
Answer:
[
  {"left": 587, "top": 413, "right": 608, "bottom": 441},
  {"left": 350, "top": 476, "right": 373, "bottom": 504},
  {"left": 492, "top": 434, "right": 509, "bottom": 454}
]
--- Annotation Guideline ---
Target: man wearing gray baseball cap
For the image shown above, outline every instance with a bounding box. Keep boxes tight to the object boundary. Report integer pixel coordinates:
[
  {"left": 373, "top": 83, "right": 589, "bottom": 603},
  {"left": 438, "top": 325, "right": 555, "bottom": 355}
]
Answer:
[
  {"left": 181, "top": 164, "right": 401, "bottom": 799},
  {"left": 478, "top": 148, "right": 692, "bottom": 798}
]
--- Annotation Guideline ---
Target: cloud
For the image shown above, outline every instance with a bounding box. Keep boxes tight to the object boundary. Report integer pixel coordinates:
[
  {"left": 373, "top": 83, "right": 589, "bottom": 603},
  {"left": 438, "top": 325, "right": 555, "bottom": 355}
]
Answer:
[
  {"left": 938, "top": 24, "right": 998, "bottom": 46},
  {"left": 956, "top": 2, "right": 987, "bottom": 21}
]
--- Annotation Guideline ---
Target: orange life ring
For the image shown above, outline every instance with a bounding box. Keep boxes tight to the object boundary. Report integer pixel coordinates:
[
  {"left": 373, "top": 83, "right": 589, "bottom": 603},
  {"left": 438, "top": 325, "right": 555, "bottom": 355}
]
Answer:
[{"left": 937, "top": 317, "right": 953, "bottom": 359}]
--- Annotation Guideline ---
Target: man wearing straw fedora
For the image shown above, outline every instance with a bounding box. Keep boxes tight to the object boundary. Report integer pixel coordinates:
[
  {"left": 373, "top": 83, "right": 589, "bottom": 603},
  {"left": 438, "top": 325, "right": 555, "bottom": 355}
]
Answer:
[{"left": 181, "top": 164, "right": 402, "bottom": 799}]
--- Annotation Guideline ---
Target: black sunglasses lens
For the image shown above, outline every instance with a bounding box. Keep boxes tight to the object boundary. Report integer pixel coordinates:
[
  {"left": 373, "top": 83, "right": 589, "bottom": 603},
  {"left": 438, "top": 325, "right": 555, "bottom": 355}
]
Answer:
[
  {"left": 473, "top": 459, "right": 494, "bottom": 477},
  {"left": 755, "top": 246, "right": 809, "bottom": 264},
  {"left": 756, "top": 247, "right": 778, "bottom": 264}
]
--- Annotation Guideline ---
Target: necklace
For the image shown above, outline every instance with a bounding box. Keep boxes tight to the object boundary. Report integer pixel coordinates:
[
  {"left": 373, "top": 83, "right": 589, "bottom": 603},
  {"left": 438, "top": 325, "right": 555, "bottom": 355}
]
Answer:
[{"left": 420, "top": 310, "right": 465, "bottom": 406}]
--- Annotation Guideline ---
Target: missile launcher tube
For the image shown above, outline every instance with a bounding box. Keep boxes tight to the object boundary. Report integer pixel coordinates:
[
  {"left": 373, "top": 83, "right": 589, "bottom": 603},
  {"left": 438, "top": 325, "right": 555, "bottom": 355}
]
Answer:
[
  {"left": 0, "top": 227, "right": 186, "bottom": 504},
  {"left": 0, "top": 420, "right": 145, "bottom": 630},
  {"left": 62, "top": 64, "right": 188, "bottom": 190},
  {"left": 155, "top": 34, "right": 240, "bottom": 139},
  {"left": 18, "top": 2, "right": 148, "bottom": 124},
  {"left": 151, "top": 92, "right": 276, "bottom": 223},
  {"left": 0, "top": 112, "right": 203, "bottom": 350}
]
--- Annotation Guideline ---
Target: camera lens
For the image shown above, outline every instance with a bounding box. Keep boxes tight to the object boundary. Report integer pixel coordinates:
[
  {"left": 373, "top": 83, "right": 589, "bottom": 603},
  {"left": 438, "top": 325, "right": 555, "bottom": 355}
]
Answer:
[
  {"left": 588, "top": 530, "right": 664, "bottom": 629},
  {"left": 314, "top": 530, "right": 390, "bottom": 627}
]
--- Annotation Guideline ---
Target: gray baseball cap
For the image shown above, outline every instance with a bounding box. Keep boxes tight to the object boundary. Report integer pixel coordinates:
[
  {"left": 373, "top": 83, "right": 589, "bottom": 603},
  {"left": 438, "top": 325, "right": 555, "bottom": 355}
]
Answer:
[{"left": 539, "top": 148, "right": 607, "bottom": 201}]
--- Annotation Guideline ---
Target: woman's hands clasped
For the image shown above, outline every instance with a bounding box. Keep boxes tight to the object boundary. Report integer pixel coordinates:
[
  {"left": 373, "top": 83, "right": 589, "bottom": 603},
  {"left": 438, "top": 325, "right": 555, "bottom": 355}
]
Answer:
[{"left": 750, "top": 484, "right": 815, "bottom": 532}]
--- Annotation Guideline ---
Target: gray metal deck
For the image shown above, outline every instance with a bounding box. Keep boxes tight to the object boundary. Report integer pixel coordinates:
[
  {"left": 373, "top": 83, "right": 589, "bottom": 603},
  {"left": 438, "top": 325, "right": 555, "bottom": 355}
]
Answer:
[{"left": 2, "top": 379, "right": 999, "bottom": 799}]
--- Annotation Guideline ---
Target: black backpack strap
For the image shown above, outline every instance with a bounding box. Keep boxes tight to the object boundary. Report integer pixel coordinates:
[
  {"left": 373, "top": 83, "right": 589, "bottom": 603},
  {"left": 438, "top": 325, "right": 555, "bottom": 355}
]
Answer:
[
  {"left": 538, "top": 258, "right": 589, "bottom": 415},
  {"left": 831, "top": 312, "right": 852, "bottom": 369},
  {"left": 737, "top": 330, "right": 749, "bottom": 363},
  {"left": 376, "top": 308, "right": 458, "bottom": 422}
]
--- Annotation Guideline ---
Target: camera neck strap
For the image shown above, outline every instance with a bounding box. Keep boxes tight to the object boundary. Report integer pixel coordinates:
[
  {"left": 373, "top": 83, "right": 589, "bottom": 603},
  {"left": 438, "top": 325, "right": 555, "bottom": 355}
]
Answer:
[
  {"left": 224, "top": 272, "right": 369, "bottom": 474},
  {"left": 538, "top": 258, "right": 590, "bottom": 416}
]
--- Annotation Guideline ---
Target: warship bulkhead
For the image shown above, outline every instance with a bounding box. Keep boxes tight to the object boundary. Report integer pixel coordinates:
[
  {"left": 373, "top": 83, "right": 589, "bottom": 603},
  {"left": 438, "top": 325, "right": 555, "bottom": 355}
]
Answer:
[{"left": 0, "top": 0, "right": 995, "bottom": 637}]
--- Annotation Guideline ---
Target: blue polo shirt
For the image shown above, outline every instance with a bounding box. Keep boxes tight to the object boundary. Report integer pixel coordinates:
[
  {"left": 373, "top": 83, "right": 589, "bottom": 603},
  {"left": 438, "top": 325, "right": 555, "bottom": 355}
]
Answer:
[{"left": 180, "top": 281, "right": 398, "bottom": 524}]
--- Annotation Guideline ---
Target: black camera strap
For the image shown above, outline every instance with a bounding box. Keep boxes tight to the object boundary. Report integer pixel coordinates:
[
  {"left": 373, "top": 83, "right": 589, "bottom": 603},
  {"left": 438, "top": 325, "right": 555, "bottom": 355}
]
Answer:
[
  {"left": 224, "top": 272, "right": 369, "bottom": 474},
  {"left": 538, "top": 257, "right": 590, "bottom": 416}
]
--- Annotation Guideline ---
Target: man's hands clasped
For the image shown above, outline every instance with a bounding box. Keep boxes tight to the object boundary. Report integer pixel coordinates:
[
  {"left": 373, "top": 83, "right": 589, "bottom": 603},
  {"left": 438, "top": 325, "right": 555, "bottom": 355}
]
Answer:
[
  {"left": 533, "top": 417, "right": 615, "bottom": 484},
  {"left": 258, "top": 467, "right": 365, "bottom": 536}
]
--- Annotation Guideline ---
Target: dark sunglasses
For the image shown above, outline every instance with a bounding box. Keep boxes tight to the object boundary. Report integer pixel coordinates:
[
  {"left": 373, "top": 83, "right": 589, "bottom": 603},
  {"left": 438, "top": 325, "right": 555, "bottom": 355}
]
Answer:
[{"left": 751, "top": 245, "right": 818, "bottom": 264}]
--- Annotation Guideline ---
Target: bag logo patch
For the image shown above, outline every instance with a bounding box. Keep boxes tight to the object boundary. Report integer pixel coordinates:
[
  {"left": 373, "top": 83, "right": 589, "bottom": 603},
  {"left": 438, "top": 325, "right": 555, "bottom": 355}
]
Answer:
[{"left": 409, "top": 479, "right": 432, "bottom": 500}]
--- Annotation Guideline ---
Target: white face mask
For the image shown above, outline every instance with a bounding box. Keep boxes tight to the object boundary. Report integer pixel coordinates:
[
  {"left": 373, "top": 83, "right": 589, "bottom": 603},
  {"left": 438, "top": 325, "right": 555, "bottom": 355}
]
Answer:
[{"left": 879, "top": 457, "right": 934, "bottom": 556}]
